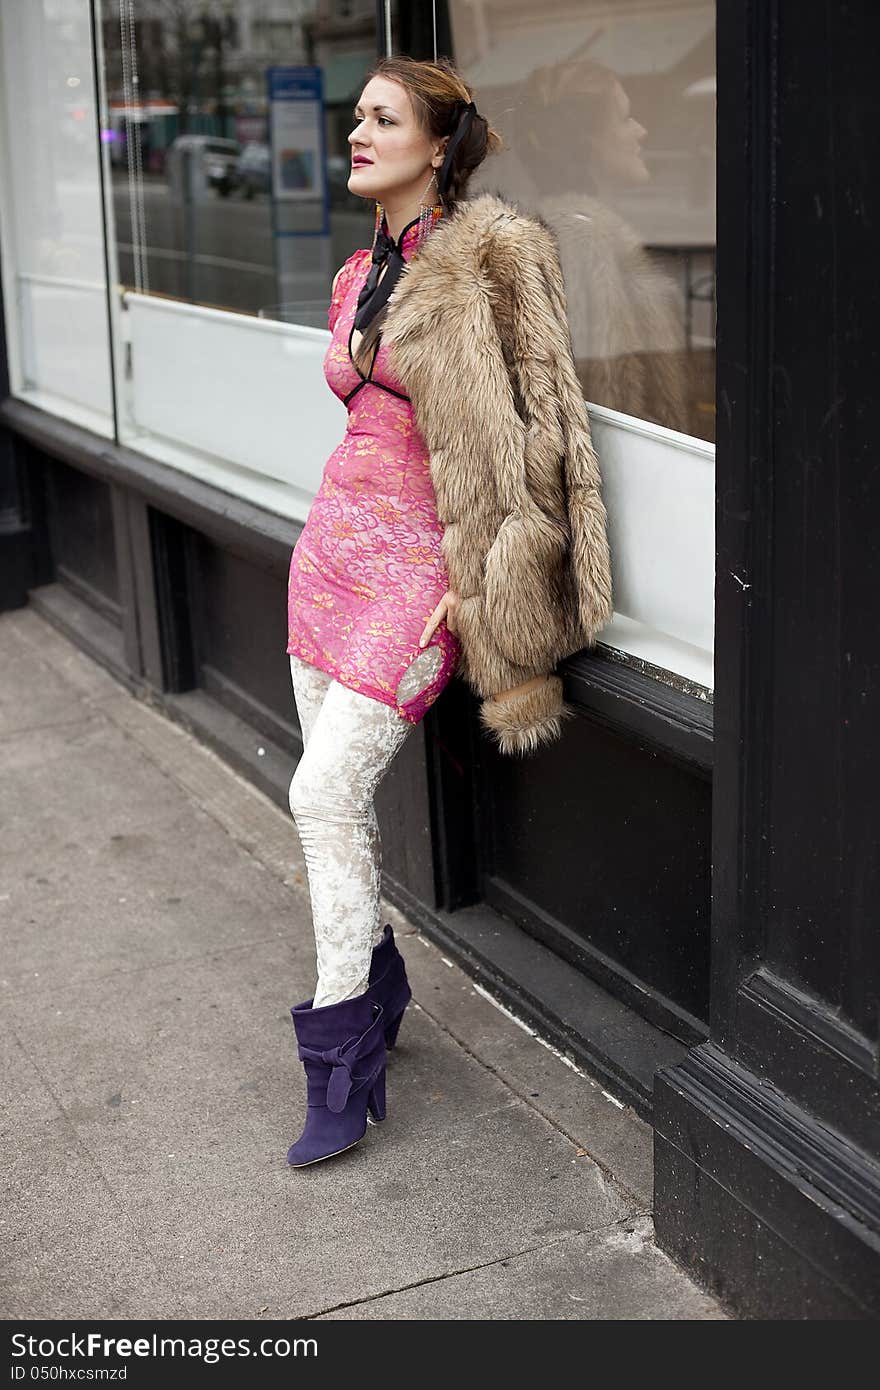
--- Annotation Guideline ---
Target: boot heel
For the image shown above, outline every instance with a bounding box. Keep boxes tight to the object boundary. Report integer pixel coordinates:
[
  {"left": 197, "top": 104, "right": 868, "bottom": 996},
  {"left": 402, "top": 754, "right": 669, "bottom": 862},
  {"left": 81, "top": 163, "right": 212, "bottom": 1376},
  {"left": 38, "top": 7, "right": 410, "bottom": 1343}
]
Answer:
[
  {"left": 367, "top": 1069, "right": 387, "bottom": 1122},
  {"left": 385, "top": 1007, "right": 405, "bottom": 1050},
  {"left": 368, "top": 925, "right": 412, "bottom": 1052}
]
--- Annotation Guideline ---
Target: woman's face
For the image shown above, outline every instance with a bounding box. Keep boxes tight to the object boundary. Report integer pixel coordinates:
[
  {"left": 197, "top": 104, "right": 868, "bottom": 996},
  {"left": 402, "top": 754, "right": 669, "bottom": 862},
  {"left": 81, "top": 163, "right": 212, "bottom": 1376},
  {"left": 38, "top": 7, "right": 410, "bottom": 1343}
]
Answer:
[
  {"left": 590, "top": 81, "right": 650, "bottom": 188},
  {"left": 348, "top": 76, "right": 443, "bottom": 203}
]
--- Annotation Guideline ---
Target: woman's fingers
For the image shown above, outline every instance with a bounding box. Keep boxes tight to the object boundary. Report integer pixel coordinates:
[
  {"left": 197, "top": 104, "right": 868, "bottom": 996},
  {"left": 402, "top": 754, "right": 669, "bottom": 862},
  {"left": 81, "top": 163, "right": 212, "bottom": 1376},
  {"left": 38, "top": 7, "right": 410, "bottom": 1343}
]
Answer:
[
  {"left": 419, "top": 591, "right": 460, "bottom": 647},
  {"left": 419, "top": 598, "right": 446, "bottom": 647}
]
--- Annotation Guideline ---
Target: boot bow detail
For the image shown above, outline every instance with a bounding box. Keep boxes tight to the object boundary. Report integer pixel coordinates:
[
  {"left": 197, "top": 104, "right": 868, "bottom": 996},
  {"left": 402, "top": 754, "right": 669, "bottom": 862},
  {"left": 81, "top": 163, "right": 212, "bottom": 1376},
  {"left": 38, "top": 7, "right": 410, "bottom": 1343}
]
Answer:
[
  {"left": 297, "top": 1041, "right": 357, "bottom": 1112},
  {"left": 295, "top": 1005, "right": 385, "bottom": 1113}
]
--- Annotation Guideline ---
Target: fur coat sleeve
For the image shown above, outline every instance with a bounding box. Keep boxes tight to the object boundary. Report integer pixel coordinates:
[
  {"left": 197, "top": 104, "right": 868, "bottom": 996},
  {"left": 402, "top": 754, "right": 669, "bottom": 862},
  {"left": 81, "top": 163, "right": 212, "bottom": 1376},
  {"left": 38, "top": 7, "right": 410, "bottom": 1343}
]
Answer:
[{"left": 384, "top": 190, "right": 614, "bottom": 757}]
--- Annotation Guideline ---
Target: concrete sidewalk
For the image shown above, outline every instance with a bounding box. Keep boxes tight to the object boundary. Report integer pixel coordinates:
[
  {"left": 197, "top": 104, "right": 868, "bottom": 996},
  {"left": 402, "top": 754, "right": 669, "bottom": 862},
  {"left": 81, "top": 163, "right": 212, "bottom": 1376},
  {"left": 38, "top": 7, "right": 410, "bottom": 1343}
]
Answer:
[{"left": 0, "top": 607, "right": 728, "bottom": 1320}]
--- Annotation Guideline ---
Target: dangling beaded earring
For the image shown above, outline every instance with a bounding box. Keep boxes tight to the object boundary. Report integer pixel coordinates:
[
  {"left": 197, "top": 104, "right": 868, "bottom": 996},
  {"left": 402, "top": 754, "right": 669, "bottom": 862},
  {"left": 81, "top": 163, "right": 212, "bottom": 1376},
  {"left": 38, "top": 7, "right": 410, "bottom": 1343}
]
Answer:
[
  {"left": 415, "top": 170, "right": 443, "bottom": 252},
  {"left": 371, "top": 199, "right": 384, "bottom": 251}
]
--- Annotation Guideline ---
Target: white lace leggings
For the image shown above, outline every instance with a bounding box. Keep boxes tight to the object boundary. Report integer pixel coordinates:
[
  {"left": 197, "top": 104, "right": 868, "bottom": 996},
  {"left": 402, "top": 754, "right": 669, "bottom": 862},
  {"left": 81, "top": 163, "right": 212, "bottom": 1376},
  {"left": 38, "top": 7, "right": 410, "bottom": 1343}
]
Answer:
[{"left": 288, "top": 648, "right": 443, "bottom": 1007}]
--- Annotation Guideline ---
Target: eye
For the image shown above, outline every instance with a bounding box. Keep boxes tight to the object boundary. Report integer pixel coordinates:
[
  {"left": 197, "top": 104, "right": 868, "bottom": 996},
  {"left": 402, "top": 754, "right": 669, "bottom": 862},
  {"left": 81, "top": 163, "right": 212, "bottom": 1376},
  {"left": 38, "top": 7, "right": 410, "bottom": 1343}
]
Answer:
[{"left": 351, "top": 115, "right": 393, "bottom": 127}]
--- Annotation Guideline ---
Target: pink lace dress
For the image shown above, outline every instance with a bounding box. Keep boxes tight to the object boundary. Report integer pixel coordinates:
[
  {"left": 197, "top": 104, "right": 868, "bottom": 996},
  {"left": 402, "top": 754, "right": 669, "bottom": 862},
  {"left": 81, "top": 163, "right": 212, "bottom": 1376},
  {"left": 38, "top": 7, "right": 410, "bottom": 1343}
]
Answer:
[{"left": 286, "top": 222, "right": 462, "bottom": 724}]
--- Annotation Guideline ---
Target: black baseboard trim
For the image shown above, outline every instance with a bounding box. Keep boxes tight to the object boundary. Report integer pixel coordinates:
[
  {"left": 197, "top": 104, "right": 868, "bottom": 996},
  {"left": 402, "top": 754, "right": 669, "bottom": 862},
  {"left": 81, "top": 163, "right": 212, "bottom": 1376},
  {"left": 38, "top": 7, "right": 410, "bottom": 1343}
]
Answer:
[
  {"left": 563, "top": 649, "right": 714, "bottom": 777},
  {"left": 0, "top": 523, "right": 32, "bottom": 612},
  {"left": 1, "top": 397, "right": 298, "bottom": 577},
  {"left": 381, "top": 879, "right": 691, "bottom": 1123},
  {"left": 653, "top": 1042, "right": 880, "bottom": 1319},
  {"left": 486, "top": 873, "right": 707, "bottom": 1048},
  {"left": 201, "top": 662, "right": 299, "bottom": 757},
  {"left": 54, "top": 563, "right": 122, "bottom": 628},
  {"left": 163, "top": 686, "right": 299, "bottom": 808},
  {"left": 28, "top": 581, "right": 135, "bottom": 693}
]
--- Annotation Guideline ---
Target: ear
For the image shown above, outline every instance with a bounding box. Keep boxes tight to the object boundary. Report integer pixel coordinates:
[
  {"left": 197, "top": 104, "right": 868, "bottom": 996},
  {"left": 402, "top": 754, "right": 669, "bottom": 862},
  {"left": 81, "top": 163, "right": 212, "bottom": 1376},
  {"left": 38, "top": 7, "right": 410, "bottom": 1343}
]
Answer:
[{"left": 432, "top": 135, "right": 449, "bottom": 168}]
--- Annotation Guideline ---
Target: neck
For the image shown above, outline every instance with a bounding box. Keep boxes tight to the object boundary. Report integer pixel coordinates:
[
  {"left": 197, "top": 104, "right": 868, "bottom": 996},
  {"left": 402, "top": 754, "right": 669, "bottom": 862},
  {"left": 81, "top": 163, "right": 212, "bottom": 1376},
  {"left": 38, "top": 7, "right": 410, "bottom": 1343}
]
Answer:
[{"left": 382, "top": 203, "right": 420, "bottom": 245}]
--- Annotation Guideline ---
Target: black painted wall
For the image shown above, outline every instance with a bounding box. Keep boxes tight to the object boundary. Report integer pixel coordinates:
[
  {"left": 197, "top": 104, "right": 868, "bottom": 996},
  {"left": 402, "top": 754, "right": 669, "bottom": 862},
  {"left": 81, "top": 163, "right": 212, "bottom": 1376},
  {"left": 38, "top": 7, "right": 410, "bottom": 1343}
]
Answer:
[
  {"left": 484, "top": 715, "right": 710, "bottom": 1037},
  {"left": 654, "top": 0, "right": 880, "bottom": 1318}
]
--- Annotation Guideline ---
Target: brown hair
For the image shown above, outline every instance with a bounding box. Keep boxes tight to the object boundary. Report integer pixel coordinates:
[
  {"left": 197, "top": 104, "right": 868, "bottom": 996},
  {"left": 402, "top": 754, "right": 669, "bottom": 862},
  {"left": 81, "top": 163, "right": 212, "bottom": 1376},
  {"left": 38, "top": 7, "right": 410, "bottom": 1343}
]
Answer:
[
  {"left": 517, "top": 60, "right": 623, "bottom": 197},
  {"left": 350, "top": 56, "right": 503, "bottom": 373}
]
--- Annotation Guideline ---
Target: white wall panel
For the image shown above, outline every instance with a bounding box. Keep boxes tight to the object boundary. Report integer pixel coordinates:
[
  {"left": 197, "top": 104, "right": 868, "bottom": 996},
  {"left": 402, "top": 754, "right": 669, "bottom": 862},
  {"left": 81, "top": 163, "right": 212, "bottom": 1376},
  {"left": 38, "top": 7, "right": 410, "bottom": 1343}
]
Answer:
[
  {"left": 124, "top": 292, "right": 346, "bottom": 500},
  {"left": 0, "top": 0, "right": 113, "bottom": 428},
  {"left": 19, "top": 274, "right": 112, "bottom": 419},
  {"left": 591, "top": 407, "right": 715, "bottom": 690}
]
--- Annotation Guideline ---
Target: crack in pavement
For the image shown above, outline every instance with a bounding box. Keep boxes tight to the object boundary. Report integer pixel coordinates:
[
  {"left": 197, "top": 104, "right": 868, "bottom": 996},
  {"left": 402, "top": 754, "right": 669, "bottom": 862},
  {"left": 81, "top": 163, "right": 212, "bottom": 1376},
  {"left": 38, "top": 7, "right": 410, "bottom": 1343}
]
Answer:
[{"left": 300, "top": 1213, "right": 655, "bottom": 1319}]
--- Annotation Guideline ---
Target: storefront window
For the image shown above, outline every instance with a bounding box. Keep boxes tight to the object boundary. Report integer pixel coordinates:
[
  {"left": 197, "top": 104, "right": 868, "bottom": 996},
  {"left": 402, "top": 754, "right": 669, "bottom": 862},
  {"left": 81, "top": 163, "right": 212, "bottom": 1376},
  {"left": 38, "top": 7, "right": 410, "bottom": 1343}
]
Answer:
[
  {"left": 99, "top": 1, "right": 374, "bottom": 321},
  {"left": 80, "top": 1, "right": 381, "bottom": 515},
  {"left": 396, "top": 0, "right": 716, "bottom": 445},
  {"left": 0, "top": 0, "right": 114, "bottom": 433},
  {"left": 390, "top": 0, "right": 717, "bottom": 691}
]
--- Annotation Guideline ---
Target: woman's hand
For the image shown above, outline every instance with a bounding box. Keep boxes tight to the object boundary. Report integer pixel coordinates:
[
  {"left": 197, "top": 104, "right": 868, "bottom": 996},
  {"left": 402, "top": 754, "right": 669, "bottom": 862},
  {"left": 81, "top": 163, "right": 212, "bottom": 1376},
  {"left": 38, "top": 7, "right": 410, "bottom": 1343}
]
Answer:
[{"left": 420, "top": 590, "right": 461, "bottom": 647}]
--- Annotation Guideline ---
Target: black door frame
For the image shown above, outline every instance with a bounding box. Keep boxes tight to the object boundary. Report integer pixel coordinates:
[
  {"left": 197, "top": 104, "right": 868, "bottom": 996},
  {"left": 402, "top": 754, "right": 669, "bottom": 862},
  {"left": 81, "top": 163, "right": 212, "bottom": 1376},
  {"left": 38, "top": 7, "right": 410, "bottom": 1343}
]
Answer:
[{"left": 653, "top": 0, "right": 880, "bottom": 1318}]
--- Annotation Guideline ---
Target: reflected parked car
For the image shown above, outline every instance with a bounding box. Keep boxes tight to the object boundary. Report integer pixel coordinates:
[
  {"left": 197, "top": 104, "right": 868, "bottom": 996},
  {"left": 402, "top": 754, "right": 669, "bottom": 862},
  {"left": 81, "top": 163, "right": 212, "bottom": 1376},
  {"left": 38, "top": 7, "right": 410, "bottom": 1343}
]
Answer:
[
  {"left": 234, "top": 148, "right": 362, "bottom": 206},
  {"left": 236, "top": 142, "right": 271, "bottom": 198},
  {"left": 167, "top": 135, "right": 242, "bottom": 196}
]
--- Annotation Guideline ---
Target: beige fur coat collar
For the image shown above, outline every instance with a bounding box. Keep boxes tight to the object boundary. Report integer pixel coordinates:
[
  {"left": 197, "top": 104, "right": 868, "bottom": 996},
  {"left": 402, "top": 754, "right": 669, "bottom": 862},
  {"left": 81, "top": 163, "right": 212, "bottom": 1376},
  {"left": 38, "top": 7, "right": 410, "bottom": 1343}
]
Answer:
[{"left": 384, "top": 189, "right": 613, "bottom": 757}]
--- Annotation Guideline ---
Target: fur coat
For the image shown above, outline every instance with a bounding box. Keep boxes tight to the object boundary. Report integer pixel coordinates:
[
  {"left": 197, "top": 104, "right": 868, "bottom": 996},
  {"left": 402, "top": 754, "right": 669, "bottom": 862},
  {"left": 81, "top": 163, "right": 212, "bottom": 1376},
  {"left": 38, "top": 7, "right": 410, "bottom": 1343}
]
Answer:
[
  {"left": 383, "top": 189, "right": 614, "bottom": 758},
  {"left": 539, "top": 191, "right": 689, "bottom": 435}
]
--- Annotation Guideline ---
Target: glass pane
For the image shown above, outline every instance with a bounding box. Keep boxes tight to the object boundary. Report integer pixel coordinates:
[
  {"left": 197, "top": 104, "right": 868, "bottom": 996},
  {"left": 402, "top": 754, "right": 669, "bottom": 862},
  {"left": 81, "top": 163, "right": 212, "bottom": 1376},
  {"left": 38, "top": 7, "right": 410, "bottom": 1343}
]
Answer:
[
  {"left": 0, "top": 0, "right": 114, "bottom": 432},
  {"left": 98, "top": 2, "right": 377, "bottom": 323},
  {"left": 397, "top": 0, "right": 716, "bottom": 444}
]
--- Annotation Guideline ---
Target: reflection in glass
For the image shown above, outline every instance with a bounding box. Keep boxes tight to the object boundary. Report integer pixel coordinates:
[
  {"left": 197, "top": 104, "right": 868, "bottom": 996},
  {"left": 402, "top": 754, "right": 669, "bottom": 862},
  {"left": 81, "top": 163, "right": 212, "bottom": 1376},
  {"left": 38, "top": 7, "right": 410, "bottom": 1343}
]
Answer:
[
  {"left": 444, "top": 0, "right": 717, "bottom": 443},
  {"left": 517, "top": 59, "right": 690, "bottom": 435},
  {"left": 99, "top": 1, "right": 376, "bottom": 318},
  {"left": 0, "top": 0, "right": 114, "bottom": 429}
]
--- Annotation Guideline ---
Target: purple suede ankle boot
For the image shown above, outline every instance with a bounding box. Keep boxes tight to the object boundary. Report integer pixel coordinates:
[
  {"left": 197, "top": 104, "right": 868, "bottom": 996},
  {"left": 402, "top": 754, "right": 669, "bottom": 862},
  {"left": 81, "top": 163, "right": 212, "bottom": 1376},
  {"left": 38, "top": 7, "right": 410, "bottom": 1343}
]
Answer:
[
  {"left": 287, "top": 991, "right": 387, "bottom": 1168},
  {"left": 367, "top": 924, "right": 412, "bottom": 1049}
]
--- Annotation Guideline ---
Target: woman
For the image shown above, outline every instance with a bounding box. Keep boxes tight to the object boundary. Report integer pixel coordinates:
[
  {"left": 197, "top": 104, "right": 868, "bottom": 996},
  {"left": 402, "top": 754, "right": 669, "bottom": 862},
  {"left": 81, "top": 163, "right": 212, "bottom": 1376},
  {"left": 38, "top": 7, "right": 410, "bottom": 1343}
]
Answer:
[
  {"left": 285, "top": 55, "right": 613, "bottom": 1168},
  {"left": 515, "top": 58, "right": 690, "bottom": 435}
]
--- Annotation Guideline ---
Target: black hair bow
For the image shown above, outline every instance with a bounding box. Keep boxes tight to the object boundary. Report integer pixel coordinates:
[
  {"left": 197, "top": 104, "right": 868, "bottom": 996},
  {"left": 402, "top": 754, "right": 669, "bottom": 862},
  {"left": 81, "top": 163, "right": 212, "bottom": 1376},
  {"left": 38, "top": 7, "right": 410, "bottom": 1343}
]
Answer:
[{"left": 436, "top": 100, "right": 478, "bottom": 199}]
